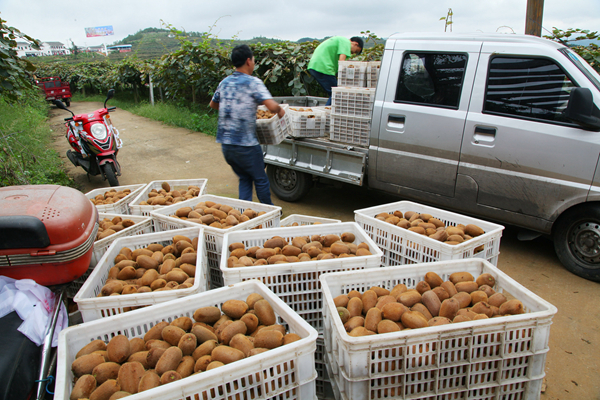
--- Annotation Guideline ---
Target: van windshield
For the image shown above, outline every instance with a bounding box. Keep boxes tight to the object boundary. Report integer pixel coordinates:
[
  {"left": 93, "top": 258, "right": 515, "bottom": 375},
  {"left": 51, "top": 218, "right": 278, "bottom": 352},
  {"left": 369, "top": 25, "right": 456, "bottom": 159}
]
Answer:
[{"left": 560, "top": 48, "right": 600, "bottom": 90}]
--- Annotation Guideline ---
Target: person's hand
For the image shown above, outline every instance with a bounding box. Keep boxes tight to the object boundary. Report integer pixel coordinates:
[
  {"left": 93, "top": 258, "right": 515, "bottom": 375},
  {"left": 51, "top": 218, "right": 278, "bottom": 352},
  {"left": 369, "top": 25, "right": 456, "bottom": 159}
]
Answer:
[{"left": 277, "top": 107, "right": 285, "bottom": 118}]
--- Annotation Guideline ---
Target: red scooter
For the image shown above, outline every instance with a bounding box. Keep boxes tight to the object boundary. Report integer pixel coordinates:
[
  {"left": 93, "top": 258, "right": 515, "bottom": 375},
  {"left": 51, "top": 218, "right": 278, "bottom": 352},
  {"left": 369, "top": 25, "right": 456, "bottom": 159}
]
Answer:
[{"left": 54, "top": 89, "right": 123, "bottom": 186}]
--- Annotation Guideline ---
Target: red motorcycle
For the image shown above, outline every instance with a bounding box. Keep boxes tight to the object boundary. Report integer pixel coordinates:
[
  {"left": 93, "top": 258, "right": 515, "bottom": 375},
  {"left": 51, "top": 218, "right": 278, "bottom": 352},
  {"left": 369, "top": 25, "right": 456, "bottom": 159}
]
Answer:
[{"left": 54, "top": 89, "right": 123, "bottom": 186}]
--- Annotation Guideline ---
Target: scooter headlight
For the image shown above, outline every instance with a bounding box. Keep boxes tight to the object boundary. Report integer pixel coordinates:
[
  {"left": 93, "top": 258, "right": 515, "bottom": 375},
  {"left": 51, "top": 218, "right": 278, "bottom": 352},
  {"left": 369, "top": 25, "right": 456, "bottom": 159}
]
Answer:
[{"left": 90, "top": 123, "right": 108, "bottom": 140}]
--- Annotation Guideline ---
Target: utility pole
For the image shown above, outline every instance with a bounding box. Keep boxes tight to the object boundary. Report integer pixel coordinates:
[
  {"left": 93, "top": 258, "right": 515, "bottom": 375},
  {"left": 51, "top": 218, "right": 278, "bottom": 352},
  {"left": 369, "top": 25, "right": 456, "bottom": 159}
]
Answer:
[{"left": 525, "top": 0, "right": 544, "bottom": 37}]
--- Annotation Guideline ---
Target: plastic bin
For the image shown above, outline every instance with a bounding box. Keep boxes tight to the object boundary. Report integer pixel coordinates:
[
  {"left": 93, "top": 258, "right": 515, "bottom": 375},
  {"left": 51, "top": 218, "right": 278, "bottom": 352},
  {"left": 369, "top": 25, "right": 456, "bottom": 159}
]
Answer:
[
  {"left": 330, "top": 114, "right": 371, "bottom": 147},
  {"left": 219, "top": 222, "right": 382, "bottom": 332},
  {"left": 65, "top": 212, "right": 153, "bottom": 298},
  {"left": 151, "top": 194, "right": 282, "bottom": 289},
  {"left": 337, "top": 61, "right": 368, "bottom": 87},
  {"left": 256, "top": 104, "right": 291, "bottom": 144},
  {"left": 313, "top": 106, "right": 332, "bottom": 134},
  {"left": 288, "top": 107, "right": 328, "bottom": 138},
  {"left": 316, "top": 336, "right": 336, "bottom": 399},
  {"left": 56, "top": 280, "right": 319, "bottom": 400},
  {"left": 331, "top": 87, "right": 375, "bottom": 118},
  {"left": 280, "top": 214, "right": 342, "bottom": 227},
  {"left": 128, "top": 178, "right": 208, "bottom": 216},
  {"left": 85, "top": 183, "right": 146, "bottom": 215},
  {"left": 366, "top": 61, "right": 381, "bottom": 89},
  {"left": 354, "top": 200, "right": 504, "bottom": 266},
  {"left": 320, "top": 259, "right": 557, "bottom": 400},
  {"left": 73, "top": 227, "right": 207, "bottom": 322}
]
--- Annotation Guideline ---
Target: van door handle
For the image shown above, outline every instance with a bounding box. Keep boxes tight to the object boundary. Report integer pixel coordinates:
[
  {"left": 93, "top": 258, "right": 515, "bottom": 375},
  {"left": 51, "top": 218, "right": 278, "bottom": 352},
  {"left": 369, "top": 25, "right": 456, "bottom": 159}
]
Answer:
[
  {"left": 473, "top": 126, "right": 496, "bottom": 145},
  {"left": 388, "top": 115, "right": 405, "bottom": 123},
  {"left": 388, "top": 115, "right": 405, "bottom": 130}
]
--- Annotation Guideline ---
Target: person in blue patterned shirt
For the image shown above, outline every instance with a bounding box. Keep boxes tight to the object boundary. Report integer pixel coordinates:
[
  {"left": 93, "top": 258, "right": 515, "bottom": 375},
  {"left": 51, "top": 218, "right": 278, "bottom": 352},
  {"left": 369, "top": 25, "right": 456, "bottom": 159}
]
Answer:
[{"left": 209, "top": 45, "right": 284, "bottom": 204}]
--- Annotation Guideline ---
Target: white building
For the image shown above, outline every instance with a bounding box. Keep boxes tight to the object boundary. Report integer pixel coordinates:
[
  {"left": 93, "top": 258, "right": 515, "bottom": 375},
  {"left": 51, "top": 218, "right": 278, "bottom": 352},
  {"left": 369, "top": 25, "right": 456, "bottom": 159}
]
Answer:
[
  {"left": 16, "top": 41, "right": 40, "bottom": 57},
  {"left": 42, "top": 42, "right": 71, "bottom": 56},
  {"left": 16, "top": 41, "right": 71, "bottom": 57}
]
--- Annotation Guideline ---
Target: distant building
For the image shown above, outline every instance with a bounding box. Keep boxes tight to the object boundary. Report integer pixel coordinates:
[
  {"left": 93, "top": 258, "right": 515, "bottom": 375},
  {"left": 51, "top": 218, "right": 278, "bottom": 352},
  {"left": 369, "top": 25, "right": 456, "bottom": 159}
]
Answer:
[
  {"left": 16, "top": 41, "right": 39, "bottom": 57},
  {"left": 82, "top": 45, "right": 107, "bottom": 54},
  {"left": 16, "top": 41, "right": 70, "bottom": 57},
  {"left": 107, "top": 44, "right": 132, "bottom": 53},
  {"left": 42, "top": 41, "right": 70, "bottom": 56}
]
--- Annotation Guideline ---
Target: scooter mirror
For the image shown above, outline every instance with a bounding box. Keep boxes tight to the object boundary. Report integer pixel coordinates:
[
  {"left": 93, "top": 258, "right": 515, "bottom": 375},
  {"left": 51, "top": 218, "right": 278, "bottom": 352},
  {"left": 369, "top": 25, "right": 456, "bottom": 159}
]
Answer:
[
  {"left": 104, "top": 89, "right": 115, "bottom": 109},
  {"left": 53, "top": 99, "right": 67, "bottom": 110}
]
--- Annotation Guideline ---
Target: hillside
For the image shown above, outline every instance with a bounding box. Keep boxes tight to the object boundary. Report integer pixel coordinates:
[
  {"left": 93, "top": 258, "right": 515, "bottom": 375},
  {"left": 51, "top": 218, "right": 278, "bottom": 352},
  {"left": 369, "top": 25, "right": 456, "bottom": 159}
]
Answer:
[{"left": 32, "top": 29, "right": 385, "bottom": 65}]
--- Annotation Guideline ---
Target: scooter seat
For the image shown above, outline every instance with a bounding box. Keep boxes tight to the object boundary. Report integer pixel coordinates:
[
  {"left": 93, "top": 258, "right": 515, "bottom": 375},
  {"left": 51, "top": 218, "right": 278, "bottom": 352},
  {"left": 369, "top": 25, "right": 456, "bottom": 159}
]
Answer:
[{"left": 0, "top": 312, "right": 40, "bottom": 400}]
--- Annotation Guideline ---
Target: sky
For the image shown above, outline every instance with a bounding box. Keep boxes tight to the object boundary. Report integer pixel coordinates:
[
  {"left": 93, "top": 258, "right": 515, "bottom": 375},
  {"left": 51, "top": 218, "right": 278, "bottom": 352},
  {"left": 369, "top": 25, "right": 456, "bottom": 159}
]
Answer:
[{"left": 2, "top": 0, "right": 599, "bottom": 47}]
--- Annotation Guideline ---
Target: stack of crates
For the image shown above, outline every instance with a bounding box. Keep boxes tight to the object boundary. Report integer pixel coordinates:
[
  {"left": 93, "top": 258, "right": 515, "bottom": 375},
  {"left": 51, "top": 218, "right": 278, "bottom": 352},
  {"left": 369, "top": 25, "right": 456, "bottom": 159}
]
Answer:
[
  {"left": 330, "top": 87, "right": 375, "bottom": 146},
  {"left": 331, "top": 61, "right": 377, "bottom": 147}
]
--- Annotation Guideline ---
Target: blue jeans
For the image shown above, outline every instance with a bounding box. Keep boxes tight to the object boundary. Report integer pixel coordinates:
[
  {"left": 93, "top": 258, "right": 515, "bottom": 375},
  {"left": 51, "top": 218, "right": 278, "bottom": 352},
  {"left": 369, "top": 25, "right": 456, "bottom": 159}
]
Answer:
[
  {"left": 221, "top": 144, "right": 273, "bottom": 204},
  {"left": 309, "top": 69, "right": 338, "bottom": 106}
]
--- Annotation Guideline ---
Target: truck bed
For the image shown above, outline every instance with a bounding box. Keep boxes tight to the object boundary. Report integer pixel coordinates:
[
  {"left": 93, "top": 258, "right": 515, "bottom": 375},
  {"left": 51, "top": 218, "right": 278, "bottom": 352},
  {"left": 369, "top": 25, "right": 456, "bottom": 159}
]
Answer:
[
  {"left": 263, "top": 137, "right": 368, "bottom": 186},
  {"left": 264, "top": 96, "right": 368, "bottom": 186}
]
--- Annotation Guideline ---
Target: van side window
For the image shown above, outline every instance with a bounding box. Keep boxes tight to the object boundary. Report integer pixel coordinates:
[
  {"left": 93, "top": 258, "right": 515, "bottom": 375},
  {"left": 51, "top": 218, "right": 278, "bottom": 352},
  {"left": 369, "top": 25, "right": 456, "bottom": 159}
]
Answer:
[
  {"left": 395, "top": 52, "right": 467, "bottom": 108},
  {"left": 484, "top": 56, "right": 577, "bottom": 124}
]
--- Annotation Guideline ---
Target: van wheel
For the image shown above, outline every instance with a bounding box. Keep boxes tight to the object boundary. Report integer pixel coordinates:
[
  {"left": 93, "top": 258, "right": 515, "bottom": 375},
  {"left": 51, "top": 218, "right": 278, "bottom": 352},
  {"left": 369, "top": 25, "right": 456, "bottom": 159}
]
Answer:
[
  {"left": 65, "top": 99, "right": 71, "bottom": 107},
  {"left": 267, "top": 165, "right": 312, "bottom": 202},
  {"left": 553, "top": 203, "right": 600, "bottom": 281}
]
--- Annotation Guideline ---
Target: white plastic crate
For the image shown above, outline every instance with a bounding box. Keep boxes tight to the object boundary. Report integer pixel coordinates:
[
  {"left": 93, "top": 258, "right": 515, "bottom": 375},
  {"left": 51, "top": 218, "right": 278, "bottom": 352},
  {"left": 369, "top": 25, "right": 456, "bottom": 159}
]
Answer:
[
  {"left": 65, "top": 212, "right": 153, "bottom": 298},
  {"left": 313, "top": 106, "right": 332, "bottom": 134},
  {"left": 316, "top": 336, "right": 336, "bottom": 400},
  {"left": 331, "top": 87, "right": 375, "bottom": 118},
  {"left": 288, "top": 107, "right": 327, "bottom": 138},
  {"left": 337, "top": 61, "right": 368, "bottom": 88},
  {"left": 56, "top": 280, "right": 319, "bottom": 400},
  {"left": 280, "top": 214, "right": 342, "bottom": 227},
  {"left": 354, "top": 200, "right": 504, "bottom": 266},
  {"left": 220, "top": 222, "right": 382, "bottom": 333},
  {"left": 320, "top": 259, "right": 557, "bottom": 400},
  {"left": 73, "top": 227, "right": 207, "bottom": 322},
  {"left": 151, "top": 194, "right": 282, "bottom": 289},
  {"left": 366, "top": 61, "right": 381, "bottom": 89},
  {"left": 128, "top": 178, "right": 208, "bottom": 216},
  {"left": 85, "top": 183, "right": 146, "bottom": 214},
  {"left": 330, "top": 114, "right": 371, "bottom": 147},
  {"left": 256, "top": 104, "right": 291, "bottom": 144}
]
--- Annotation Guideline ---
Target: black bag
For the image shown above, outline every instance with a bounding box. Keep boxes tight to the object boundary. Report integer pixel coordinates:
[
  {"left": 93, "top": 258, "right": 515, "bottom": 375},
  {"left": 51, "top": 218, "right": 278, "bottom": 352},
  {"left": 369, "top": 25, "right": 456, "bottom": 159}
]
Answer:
[{"left": 0, "top": 312, "right": 40, "bottom": 400}]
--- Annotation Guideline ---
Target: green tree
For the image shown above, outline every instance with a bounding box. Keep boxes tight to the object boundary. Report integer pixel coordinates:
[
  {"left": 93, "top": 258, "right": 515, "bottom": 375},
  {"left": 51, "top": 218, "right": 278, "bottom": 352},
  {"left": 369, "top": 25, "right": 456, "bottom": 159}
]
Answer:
[
  {"left": 544, "top": 27, "right": 600, "bottom": 72},
  {"left": 0, "top": 15, "right": 41, "bottom": 100}
]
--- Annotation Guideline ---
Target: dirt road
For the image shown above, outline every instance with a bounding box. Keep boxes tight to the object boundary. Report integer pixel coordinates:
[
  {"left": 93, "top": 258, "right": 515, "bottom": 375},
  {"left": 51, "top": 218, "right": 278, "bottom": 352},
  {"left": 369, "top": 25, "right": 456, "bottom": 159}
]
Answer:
[{"left": 49, "top": 102, "right": 599, "bottom": 400}]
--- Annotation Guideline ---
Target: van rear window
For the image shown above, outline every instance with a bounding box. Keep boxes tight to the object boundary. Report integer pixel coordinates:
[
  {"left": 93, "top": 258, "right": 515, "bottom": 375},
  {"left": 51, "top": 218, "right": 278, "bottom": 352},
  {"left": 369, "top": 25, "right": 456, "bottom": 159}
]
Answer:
[{"left": 395, "top": 52, "right": 467, "bottom": 109}]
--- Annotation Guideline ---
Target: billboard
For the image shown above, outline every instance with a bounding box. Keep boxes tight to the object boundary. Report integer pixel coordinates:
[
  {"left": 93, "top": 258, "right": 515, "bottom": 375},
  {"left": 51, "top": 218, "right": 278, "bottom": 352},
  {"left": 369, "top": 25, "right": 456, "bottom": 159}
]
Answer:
[{"left": 85, "top": 26, "right": 114, "bottom": 38}]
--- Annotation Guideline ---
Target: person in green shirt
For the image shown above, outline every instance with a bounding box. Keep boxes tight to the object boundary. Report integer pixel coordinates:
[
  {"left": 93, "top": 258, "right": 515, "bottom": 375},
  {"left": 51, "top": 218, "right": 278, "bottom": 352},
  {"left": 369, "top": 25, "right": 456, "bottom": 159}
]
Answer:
[{"left": 308, "top": 36, "right": 364, "bottom": 105}]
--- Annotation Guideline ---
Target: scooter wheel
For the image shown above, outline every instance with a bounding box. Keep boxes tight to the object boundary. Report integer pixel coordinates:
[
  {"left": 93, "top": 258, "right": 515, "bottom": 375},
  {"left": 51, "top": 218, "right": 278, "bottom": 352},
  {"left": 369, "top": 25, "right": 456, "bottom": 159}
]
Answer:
[{"left": 101, "top": 163, "right": 119, "bottom": 186}]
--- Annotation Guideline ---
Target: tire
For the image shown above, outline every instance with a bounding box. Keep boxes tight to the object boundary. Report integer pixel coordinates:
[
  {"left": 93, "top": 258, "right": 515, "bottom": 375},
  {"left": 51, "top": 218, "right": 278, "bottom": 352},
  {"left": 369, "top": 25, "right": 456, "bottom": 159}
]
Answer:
[
  {"left": 267, "top": 165, "right": 313, "bottom": 202},
  {"left": 553, "top": 203, "right": 600, "bottom": 281},
  {"left": 101, "top": 163, "right": 120, "bottom": 187},
  {"left": 65, "top": 99, "right": 71, "bottom": 107}
]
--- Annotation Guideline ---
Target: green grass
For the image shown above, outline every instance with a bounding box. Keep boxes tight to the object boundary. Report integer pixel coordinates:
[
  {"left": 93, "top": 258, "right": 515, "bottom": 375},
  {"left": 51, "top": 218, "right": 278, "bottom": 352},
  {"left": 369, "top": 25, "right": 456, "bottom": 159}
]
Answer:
[
  {"left": 0, "top": 89, "right": 75, "bottom": 187},
  {"left": 76, "top": 93, "right": 218, "bottom": 136}
]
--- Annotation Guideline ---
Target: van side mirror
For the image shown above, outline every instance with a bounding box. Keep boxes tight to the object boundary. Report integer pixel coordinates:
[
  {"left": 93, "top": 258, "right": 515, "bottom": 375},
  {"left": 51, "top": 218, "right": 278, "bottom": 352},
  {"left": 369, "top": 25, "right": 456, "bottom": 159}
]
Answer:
[{"left": 565, "top": 87, "right": 600, "bottom": 131}]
